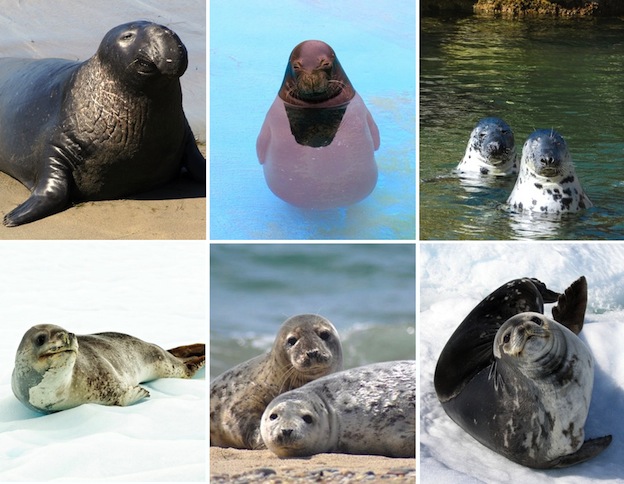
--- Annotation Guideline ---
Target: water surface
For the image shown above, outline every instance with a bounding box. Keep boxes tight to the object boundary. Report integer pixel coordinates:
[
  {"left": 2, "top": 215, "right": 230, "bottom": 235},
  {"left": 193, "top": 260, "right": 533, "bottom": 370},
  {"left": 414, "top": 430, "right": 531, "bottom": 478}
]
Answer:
[{"left": 420, "top": 15, "right": 624, "bottom": 240}]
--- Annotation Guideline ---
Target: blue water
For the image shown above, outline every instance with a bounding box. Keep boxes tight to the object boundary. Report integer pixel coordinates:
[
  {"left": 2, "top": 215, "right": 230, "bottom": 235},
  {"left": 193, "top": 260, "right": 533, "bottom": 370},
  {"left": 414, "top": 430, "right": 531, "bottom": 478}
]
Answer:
[
  {"left": 210, "top": 0, "right": 415, "bottom": 240},
  {"left": 210, "top": 243, "right": 416, "bottom": 377},
  {"left": 420, "top": 16, "right": 624, "bottom": 240}
]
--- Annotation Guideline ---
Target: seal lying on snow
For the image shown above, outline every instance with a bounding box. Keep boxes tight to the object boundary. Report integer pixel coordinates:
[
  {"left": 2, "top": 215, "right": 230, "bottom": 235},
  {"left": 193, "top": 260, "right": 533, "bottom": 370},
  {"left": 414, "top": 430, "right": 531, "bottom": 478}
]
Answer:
[
  {"left": 507, "top": 129, "right": 591, "bottom": 213},
  {"left": 456, "top": 117, "right": 518, "bottom": 177},
  {"left": 12, "top": 324, "right": 205, "bottom": 413},
  {"left": 434, "top": 277, "right": 611, "bottom": 468},
  {"left": 210, "top": 314, "right": 343, "bottom": 449},
  {"left": 261, "top": 360, "right": 415, "bottom": 458},
  {"left": 0, "top": 21, "right": 205, "bottom": 226},
  {"left": 256, "top": 40, "right": 379, "bottom": 209}
]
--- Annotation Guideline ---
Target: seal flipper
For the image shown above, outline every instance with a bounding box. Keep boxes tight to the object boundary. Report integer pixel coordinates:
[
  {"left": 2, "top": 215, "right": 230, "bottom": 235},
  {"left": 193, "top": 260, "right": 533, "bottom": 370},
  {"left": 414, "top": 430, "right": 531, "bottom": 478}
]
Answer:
[
  {"left": 181, "top": 120, "right": 206, "bottom": 182},
  {"left": 168, "top": 343, "right": 206, "bottom": 376},
  {"left": 551, "top": 276, "right": 587, "bottom": 335},
  {"left": 548, "top": 435, "right": 612, "bottom": 468},
  {"left": 119, "top": 385, "right": 150, "bottom": 406},
  {"left": 3, "top": 158, "right": 71, "bottom": 226}
]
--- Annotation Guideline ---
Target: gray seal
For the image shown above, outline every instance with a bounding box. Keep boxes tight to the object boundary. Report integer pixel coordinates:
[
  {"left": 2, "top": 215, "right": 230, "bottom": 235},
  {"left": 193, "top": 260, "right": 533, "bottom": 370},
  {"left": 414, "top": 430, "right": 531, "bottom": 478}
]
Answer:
[
  {"left": 507, "top": 129, "right": 591, "bottom": 212},
  {"left": 434, "top": 277, "right": 611, "bottom": 468},
  {"left": 210, "top": 314, "right": 343, "bottom": 449},
  {"left": 12, "top": 324, "right": 205, "bottom": 413},
  {"left": 456, "top": 117, "right": 518, "bottom": 177},
  {"left": 0, "top": 21, "right": 205, "bottom": 226},
  {"left": 260, "top": 360, "right": 415, "bottom": 458}
]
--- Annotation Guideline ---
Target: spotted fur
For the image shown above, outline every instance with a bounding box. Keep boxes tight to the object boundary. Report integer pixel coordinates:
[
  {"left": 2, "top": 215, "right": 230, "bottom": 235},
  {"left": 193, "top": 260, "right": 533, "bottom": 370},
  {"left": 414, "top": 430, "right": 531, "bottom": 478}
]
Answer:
[
  {"left": 456, "top": 117, "right": 518, "bottom": 177},
  {"left": 507, "top": 129, "right": 592, "bottom": 213}
]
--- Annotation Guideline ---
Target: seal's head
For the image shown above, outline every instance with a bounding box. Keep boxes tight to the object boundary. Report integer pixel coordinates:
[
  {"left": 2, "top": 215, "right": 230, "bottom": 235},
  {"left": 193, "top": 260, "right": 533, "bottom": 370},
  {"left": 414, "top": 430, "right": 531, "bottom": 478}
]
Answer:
[
  {"left": 96, "top": 21, "right": 188, "bottom": 91},
  {"left": 521, "top": 129, "right": 572, "bottom": 179},
  {"left": 278, "top": 40, "right": 355, "bottom": 107},
  {"left": 274, "top": 314, "right": 343, "bottom": 385},
  {"left": 471, "top": 117, "right": 515, "bottom": 166}
]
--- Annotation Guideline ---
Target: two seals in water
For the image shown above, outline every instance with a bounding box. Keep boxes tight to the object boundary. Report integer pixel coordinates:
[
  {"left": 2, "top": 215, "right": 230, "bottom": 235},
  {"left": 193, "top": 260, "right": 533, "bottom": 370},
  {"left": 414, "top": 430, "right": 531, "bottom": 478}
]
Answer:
[
  {"left": 210, "top": 314, "right": 343, "bottom": 449},
  {"left": 256, "top": 40, "right": 379, "bottom": 209},
  {"left": 12, "top": 324, "right": 205, "bottom": 413},
  {"left": 261, "top": 360, "right": 415, "bottom": 458},
  {"left": 0, "top": 21, "right": 205, "bottom": 226},
  {"left": 434, "top": 276, "right": 611, "bottom": 468}
]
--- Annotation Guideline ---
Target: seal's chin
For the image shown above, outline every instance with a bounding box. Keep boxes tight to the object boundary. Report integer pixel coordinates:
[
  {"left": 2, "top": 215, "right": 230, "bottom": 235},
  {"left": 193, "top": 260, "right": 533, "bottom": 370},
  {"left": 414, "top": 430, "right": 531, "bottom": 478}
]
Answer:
[{"left": 537, "top": 166, "right": 562, "bottom": 178}]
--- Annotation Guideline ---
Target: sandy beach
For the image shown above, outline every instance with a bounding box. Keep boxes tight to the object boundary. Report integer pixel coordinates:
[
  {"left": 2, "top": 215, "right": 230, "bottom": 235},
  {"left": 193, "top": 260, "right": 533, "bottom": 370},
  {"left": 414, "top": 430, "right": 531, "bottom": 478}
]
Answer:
[
  {"left": 0, "top": 145, "right": 206, "bottom": 240},
  {"left": 210, "top": 448, "right": 416, "bottom": 483}
]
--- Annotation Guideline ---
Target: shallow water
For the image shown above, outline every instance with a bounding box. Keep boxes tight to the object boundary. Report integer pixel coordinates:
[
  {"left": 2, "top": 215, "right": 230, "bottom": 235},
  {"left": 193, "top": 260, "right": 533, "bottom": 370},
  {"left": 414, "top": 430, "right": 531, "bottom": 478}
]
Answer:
[
  {"left": 210, "top": 243, "right": 416, "bottom": 378},
  {"left": 420, "top": 15, "right": 624, "bottom": 240},
  {"left": 210, "top": 0, "right": 415, "bottom": 240}
]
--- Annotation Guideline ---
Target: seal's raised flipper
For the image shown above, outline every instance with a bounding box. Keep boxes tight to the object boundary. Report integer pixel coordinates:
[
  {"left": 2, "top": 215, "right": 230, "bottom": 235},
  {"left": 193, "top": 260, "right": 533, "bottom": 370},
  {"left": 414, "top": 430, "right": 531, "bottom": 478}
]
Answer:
[
  {"left": 168, "top": 343, "right": 205, "bottom": 376},
  {"left": 3, "top": 160, "right": 71, "bottom": 226},
  {"left": 549, "top": 435, "right": 612, "bottom": 468},
  {"left": 552, "top": 276, "right": 587, "bottom": 335},
  {"left": 528, "top": 278, "right": 560, "bottom": 304}
]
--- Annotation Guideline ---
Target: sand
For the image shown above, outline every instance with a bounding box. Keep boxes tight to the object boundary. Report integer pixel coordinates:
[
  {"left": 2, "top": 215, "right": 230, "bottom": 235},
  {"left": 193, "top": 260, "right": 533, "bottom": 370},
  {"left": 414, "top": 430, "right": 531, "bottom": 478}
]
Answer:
[
  {"left": 0, "top": 145, "right": 206, "bottom": 240},
  {"left": 210, "top": 448, "right": 416, "bottom": 483}
]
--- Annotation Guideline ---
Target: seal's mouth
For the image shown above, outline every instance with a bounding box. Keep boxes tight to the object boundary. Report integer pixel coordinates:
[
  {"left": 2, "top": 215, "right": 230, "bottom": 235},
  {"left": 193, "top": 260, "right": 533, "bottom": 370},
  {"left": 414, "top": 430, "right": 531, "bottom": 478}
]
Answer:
[{"left": 134, "top": 56, "right": 159, "bottom": 76}]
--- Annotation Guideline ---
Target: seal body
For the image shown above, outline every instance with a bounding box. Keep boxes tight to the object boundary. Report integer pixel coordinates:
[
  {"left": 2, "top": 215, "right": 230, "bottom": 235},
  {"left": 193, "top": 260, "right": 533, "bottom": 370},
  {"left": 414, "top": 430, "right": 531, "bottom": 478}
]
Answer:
[
  {"left": 434, "top": 277, "right": 611, "bottom": 468},
  {"left": 11, "top": 324, "right": 205, "bottom": 413},
  {"left": 256, "top": 40, "right": 379, "bottom": 209},
  {"left": 0, "top": 21, "right": 205, "bottom": 226},
  {"left": 261, "top": 360, "right": 415, "bottom": 458},
  {"left": 507, "top": 129, "right": 591, "bottom": 213},
  {"left": 210, "top": 314, "right": 343, "bottom": 449},
  {"left": 456, "top": 117, "right": 518, "bottom": 177}
]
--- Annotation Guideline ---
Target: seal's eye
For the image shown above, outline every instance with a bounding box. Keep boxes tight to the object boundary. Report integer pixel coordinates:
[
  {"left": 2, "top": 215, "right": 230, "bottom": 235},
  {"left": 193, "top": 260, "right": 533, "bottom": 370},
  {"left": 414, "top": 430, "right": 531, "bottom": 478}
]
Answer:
[
  {"left": 35, "top": 334, "right": 46, "bottom": 346},
  {"left": 121, "top": 32, "right": 135, "bottom": 41},
  {"left": 531, "top": 316, "right": 543, "bottom": 326},
  {"left": 287, "top": 336, "right": 297, "bottom": 346},
  {"left": 302, "top": 414, "right": 313, "bottom": 424},
  {"left": 319, "top": 330, "right": 330, "bottom": 341},
  {"left": 269, "top": 413, "right": 278, "bottom": 421},
  {"left": 503, "top": 333, "right": 511, "bottom": 344}
]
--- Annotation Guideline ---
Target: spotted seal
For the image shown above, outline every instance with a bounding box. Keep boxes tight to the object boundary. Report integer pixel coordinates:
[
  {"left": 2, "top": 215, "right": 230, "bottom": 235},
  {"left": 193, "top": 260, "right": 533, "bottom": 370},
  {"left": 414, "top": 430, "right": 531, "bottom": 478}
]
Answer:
[
  {"left": 210, "top": 314, "right": 343, "bottom": 449},
  {"left": 256, "top": 40, "right": 379, "bottom": 209},
  {"left": 261, "top": 360, "right": 415, "bottom": 458},
  {"left": 434, "top": 276, "right": 611, "bottom": 468},
  {"left": 0, "top": 21, "right": 205, "bottom": 226},
  {"left": 11, "top": 324, "right": 205, "bottom": 413},
  {"left": 456, "top": 117, "right": 518, "bottom": 177},
  {"left": 507, "top": 129, "right": 591, "bottom": 213}
]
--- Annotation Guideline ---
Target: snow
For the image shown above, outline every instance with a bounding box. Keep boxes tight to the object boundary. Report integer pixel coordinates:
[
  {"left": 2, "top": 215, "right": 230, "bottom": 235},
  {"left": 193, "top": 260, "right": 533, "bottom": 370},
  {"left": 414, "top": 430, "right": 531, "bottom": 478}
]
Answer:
[
  {"left": 0, "top": 242, "right": 206, "bottom": 481},
  {"left": 420, "top": 243, "right": 624, "bottom": 483}
]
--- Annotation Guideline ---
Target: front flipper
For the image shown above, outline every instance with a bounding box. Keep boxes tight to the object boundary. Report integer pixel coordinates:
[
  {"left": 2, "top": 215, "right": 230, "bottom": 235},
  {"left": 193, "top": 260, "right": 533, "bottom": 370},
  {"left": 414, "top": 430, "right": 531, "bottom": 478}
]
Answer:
[
  {"left": 118, "top": 385, "right": 150, "bottom": 406},
  {"left": 549, "top": 435, "right": 612, "bottom": 468},
  {"left": 3, "top": 156, "right": 71, "bottom": 227}
]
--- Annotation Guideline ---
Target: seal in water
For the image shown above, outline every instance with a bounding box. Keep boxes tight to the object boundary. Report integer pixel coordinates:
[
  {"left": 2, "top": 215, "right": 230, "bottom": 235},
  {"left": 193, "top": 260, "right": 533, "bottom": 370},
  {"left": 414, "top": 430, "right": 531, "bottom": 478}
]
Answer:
[
  {"left": 256, "top": 40, "right": 379, "bottom": 209},
  {"left": 261, "top": 360, "right": 415, "bottom": 458},
  {"left": 210, "top": 314, "right": 343, "bottom": 449},
  {"left": 11, "top": 324, "right": 205, "bottom": 413},
  {"left": 434, "top": 276, "right": 611, "bottom": 468},
  {"left": 507, "top": 129, "right": 591, "bottom": 213},
  {"left": 456, "top": 117, "right": 518, "bottom": 177},
  {"left": 0, "top": 21, "right": 205, "bottom": 226}
]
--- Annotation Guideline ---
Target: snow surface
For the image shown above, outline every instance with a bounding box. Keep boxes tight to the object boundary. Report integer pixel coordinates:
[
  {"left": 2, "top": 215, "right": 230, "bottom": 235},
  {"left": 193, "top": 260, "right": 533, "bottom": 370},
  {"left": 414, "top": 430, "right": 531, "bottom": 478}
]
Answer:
[
  {"left": 419, "top": 243, "right": 624, "bottom": 483},
  {"left": 0, "top": 242, "right": 206, "bottom": 481}
]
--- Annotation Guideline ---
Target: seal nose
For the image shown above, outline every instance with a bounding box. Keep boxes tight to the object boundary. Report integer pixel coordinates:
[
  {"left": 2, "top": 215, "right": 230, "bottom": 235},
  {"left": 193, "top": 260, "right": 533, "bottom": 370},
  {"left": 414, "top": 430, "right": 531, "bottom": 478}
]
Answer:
[
  {"left": 281, "top": 429, "right": 293, "bottom": 437},
  {"left": 307, "top": 349, "right": 320, "bottom": 359}
]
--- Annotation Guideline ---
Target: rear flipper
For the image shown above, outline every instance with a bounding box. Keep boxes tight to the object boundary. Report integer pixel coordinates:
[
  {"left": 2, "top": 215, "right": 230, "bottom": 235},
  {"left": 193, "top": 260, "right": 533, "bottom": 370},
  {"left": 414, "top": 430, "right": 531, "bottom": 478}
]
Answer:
[
  {"left": 552, "top": 276, "right": 587, "bottom": 335},
  {"left": 550, "top": 435, "right": 612, "bottom": 468},
  {"left": 168, "top": 343, "right": 205, "bottom": 377}
]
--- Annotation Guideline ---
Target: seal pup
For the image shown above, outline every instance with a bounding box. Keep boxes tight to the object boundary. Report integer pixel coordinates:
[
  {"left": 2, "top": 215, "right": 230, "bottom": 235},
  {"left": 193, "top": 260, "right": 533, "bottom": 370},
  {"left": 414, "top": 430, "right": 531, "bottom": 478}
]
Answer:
[
  {"left": 261, "top": 360, "right": 415, "bottom": 458},
  {"left": 456, "top": 117, "right": 518, "bottom": 177},
  {"left": 0, "top": 21, "right": 205, "bottom": 226},
  {"left": 434, "top": 277, "right": 611, "bottom": 468},
  {"left": 12, "top": 324, "right": 205, "bottom": 413},
  {"left": 256, "top": 40, "right": 379, "bottom": 209},
  {"left": 210, "top": 314, "right": 343, "bottom": 449},
  {"left": 507, "top": 129, "right": 592, "bottom": 213}
]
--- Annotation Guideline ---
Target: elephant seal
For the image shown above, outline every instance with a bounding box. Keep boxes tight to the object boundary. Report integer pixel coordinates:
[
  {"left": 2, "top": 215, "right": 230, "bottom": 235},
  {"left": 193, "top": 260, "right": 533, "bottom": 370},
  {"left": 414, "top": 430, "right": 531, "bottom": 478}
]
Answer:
[
  {"left": 507, "top": 129, "right": 591, "bottom": 213},
  {"left": 0, "top": 20, "right": 205, "bottom": 226},
  {"left": 256, "top": 40, "right": 379, "bottom": 209},
  {"left": 434, "top": 277, "right": 611, "bottom": 468},
  {"left": 11, "top": 324, "right": 205, "bottom": 413},
  {"left": 456, "top": 117, "right": 518, "bottom": 177},
  {"left": 261, "top": 360, "right": 415, "bottom": 458},
  {"left": 210, "top": 314, "right": 343, "bottom": 449}
]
